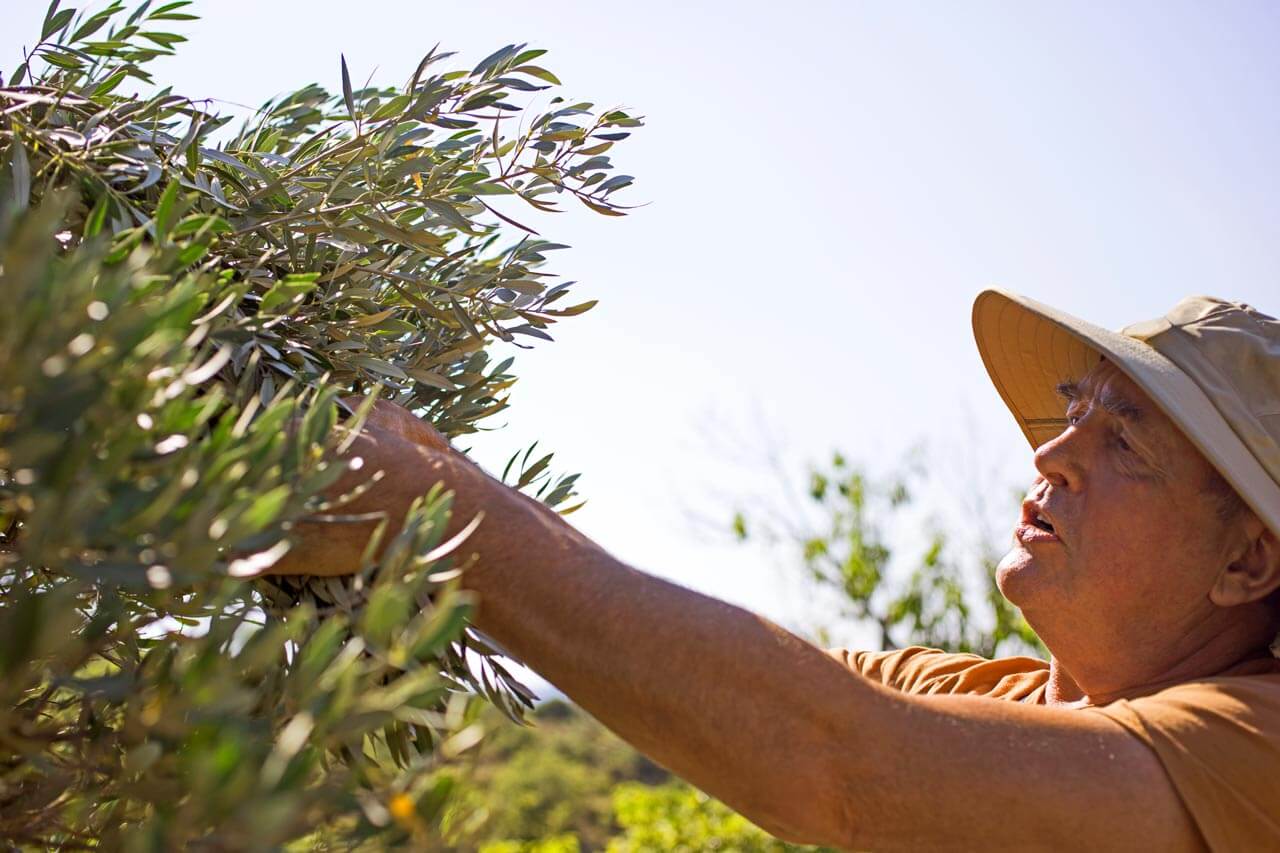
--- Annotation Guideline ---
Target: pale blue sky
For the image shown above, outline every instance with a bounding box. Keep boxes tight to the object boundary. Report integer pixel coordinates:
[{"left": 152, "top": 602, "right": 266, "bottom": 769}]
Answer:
[{"left": 7, "top": 1, "right": 1280, "bottom": 653}]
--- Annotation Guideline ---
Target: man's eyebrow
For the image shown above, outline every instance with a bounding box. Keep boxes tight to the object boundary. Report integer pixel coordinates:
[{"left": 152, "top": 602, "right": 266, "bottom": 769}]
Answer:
[
  {"left": 1099, "top": 390, "right": 1145, "bottom": 422},
  {"left": 1053, "top": 378, "right": 1145, "bottom": 422}
]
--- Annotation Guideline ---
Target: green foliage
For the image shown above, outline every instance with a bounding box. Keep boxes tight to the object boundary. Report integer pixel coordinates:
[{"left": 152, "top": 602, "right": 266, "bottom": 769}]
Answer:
[
  {"left": 448, "top": 700, "right": 669, "bottom": 850},
  {"left": 734, "top": 451, "right": 1045, "bottom": 658},
  {"left": 606, "top": 783, "right": 832, "bottom": 852},
  {"left": 481, "top": 833, "right": 582, "bottom": 853},
  {"left": 452, "top": 702, "right": 830, "bottom": 852},
  {"left": 0, "top": 1, "right": 639, "bottom": 847}
]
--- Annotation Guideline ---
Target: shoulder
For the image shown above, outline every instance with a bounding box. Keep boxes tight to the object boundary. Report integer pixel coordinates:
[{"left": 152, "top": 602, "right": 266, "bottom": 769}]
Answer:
[
  {"left": 1087, "top": 671, "right": 1280, "bottom": 851},
  {"left": 828, "top": 645, "right": 1050, "bottom": 700},
  {"left": 1090, "top": 669, "right": 1280, "bottom": 743}
]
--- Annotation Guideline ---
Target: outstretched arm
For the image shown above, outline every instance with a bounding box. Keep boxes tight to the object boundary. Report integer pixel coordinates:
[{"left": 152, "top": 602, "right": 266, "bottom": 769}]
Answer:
[{"left": 273, "top": 414, "right": 1202, "bottom": 851}]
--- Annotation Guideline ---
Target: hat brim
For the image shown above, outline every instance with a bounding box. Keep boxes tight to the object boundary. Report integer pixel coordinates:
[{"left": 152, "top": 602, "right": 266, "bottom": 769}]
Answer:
[{"left": 972, "top": 288, "right": 1280, "bottom": 538}]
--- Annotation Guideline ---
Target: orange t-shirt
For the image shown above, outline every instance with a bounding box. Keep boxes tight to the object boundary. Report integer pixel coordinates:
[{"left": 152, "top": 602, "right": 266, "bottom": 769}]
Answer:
[{"left": 833, "top": 645, "right": 1280, "bottom": 851}]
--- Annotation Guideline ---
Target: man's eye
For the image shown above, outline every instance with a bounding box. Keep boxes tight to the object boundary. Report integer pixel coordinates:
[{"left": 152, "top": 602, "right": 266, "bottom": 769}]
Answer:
[
  {"left": 1115, "top": 433, "right": 1132, "bottom": 452},
  {"left": 1066, "top": 413, "right": 1082, "bottom": 426}
]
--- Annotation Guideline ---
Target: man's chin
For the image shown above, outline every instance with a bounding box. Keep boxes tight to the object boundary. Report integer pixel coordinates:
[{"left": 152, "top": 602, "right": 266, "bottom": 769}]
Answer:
[{"left": 994, "top": 545, "right": 1049, "bottom": 607}]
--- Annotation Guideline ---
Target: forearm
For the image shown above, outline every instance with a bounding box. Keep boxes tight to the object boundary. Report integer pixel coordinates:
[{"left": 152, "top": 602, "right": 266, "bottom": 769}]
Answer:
[
  {"left": 277, "top": 430, "right": 876, "bottom": 846},
  {"left": 414, "top": 445, "right": 873, "bottom": 847}
]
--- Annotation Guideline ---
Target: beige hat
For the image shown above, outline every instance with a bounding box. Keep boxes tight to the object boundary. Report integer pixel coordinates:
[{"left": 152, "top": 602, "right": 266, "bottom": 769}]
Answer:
[{"left": 972, "top": 289, "right": 1280, "bottom": 539}]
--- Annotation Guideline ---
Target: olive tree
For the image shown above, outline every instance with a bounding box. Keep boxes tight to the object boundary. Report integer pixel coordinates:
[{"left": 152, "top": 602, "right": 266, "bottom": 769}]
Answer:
[{"left": 0, "top": 2, "right": 639, "bottom": 847}]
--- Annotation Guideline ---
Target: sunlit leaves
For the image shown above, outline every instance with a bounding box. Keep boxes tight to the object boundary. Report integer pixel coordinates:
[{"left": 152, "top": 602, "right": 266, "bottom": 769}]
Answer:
[{"left": 0, "top": 1, "right": 640, "bottom": 847}]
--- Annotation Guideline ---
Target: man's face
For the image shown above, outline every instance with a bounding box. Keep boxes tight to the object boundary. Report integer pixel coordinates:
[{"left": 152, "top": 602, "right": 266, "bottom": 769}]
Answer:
[{"left": 996, "top": 360, "right": 1238, "bottom": 653}]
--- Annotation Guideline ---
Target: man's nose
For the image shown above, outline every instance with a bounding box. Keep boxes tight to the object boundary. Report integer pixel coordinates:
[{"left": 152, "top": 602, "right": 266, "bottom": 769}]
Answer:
[{"left": 1033, "top": 423, "right": 1086, "bottom": 490}]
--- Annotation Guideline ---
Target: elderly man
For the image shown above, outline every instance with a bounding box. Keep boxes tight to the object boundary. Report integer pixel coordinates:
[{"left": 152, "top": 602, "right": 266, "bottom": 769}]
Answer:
[{"left": 272, "top": 290, "right": 1280, "bottom": 851}]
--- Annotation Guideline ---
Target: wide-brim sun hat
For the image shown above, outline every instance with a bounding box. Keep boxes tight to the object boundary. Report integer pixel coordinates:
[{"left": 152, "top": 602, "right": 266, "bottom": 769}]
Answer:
[{"left": 972, "top": 289, "right": 1280, "bottom": 539}]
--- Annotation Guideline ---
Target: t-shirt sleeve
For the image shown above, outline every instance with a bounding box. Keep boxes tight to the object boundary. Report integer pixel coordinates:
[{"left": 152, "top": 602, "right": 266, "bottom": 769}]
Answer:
[
  {"left": 828, "top": 645, "right": 1050, "bottom": 700},
  {"left": 1087, "top": 676, "right": 1280, "bottom": 852}
]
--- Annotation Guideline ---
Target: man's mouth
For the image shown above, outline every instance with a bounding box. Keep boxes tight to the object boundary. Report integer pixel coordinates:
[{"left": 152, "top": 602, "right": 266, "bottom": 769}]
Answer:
[{"left": 1018, "top": 501, "right": 1061, "bottom": 543}]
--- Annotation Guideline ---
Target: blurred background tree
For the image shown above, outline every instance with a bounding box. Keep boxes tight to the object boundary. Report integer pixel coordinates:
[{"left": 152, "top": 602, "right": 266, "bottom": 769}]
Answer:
[
  {"left": 731, "top": 450, "right": 1046, "bottom": 659},
  {"left": 449, "top": 699, "right": 666, "bottom": 850},
  {"left": 445, "top": 700, "right": 835, "bottom": 853},
  {"left": 0, "top": 1, "right": 639, "bottom": 847}
]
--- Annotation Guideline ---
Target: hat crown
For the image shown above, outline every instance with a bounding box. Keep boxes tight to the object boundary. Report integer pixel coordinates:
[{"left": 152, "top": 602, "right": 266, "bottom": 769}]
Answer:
[{"left": 1122, "top": 295, "right": 1280, "bottom": 493}]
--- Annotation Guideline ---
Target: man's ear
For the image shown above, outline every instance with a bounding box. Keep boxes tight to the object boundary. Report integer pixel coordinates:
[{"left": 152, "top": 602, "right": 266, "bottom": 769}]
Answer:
[{"left": 1210, "top": 517, "right": 1280, "bottom": 608}]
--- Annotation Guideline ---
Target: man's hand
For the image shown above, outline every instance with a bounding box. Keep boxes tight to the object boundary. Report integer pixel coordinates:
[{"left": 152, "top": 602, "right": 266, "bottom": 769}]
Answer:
[
  {"left": 337, "top": 395, "right": 451, "bottom": 454},
  {"left": 267, "top": 397, "right": 479, "bottom": 577}
]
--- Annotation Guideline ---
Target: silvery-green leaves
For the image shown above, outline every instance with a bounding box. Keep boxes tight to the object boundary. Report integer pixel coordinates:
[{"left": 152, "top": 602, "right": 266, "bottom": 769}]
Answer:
[
  {"left": 0, "top": 1, "right": 638, "bottom": 847},
  {"left": 2, "top": 3, "right": 640, "bottom": 439}
]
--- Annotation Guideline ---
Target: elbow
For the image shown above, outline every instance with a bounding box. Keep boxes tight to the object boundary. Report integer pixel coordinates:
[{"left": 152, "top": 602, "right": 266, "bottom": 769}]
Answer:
[
  {"left": 762, "top": 820, "right": 859, "bottom": 851},
  {"left": 743, "top": 771, "right": 865, "bottom": 851},
  {"left": 804, "top": 801, "right": 864, "bottom": 851},
  {"left": 758, "top": 810, "right": 861, "bottom": 851}
]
